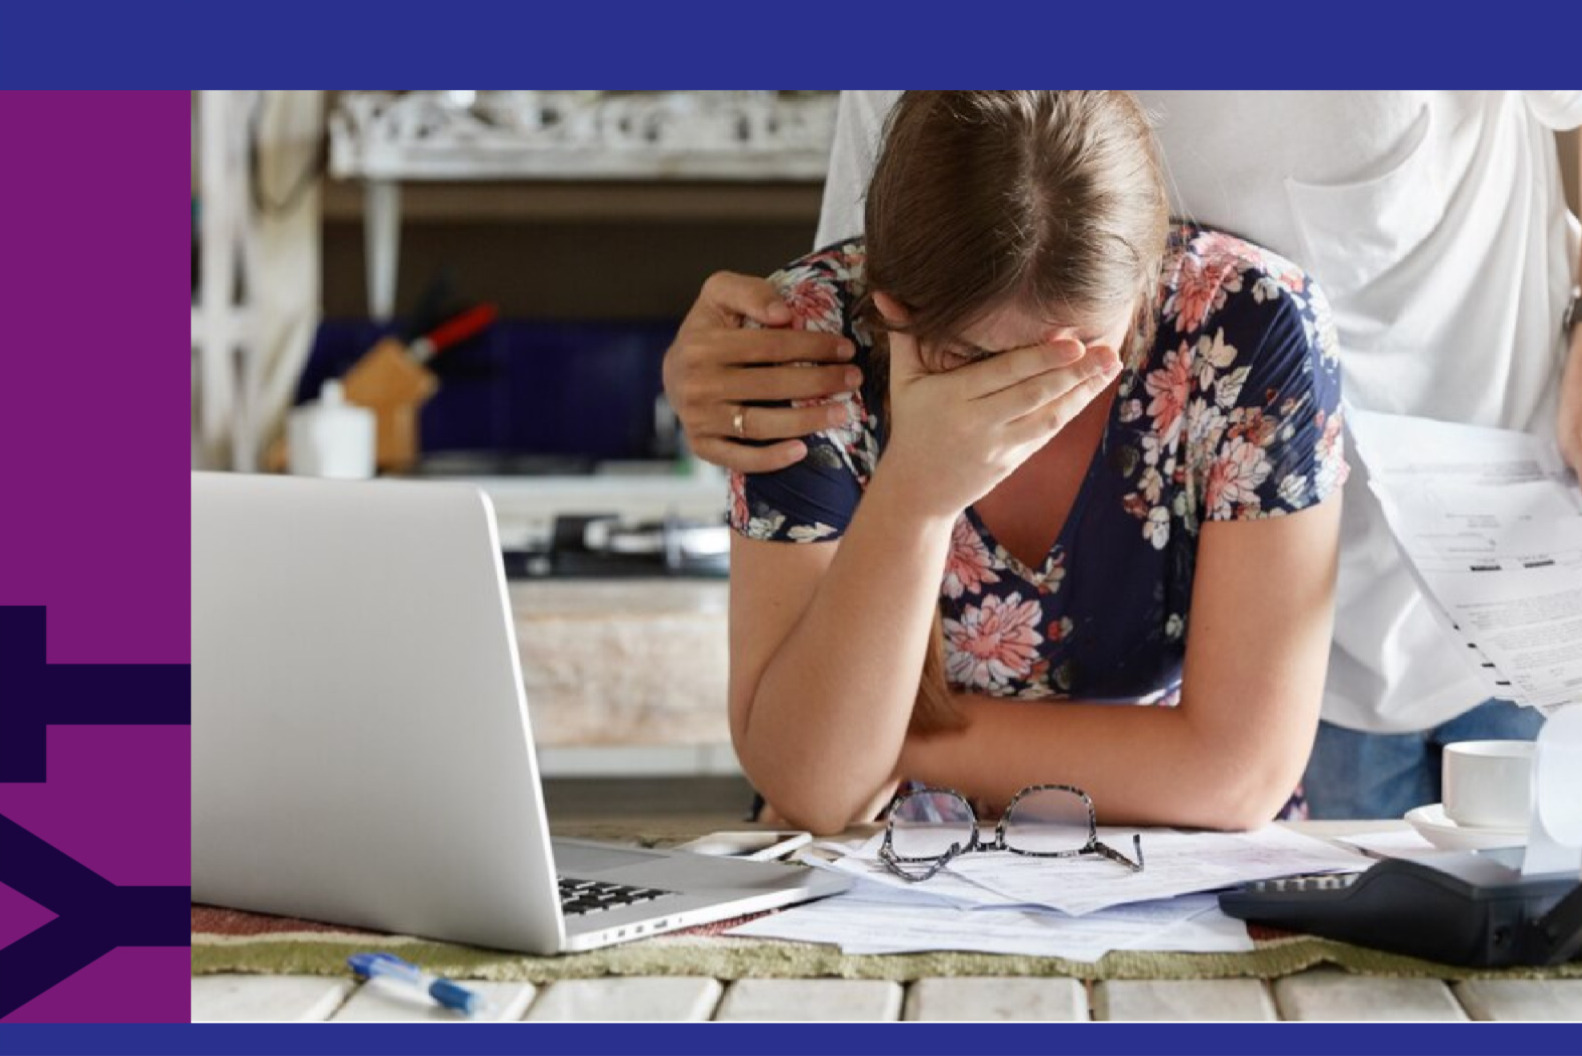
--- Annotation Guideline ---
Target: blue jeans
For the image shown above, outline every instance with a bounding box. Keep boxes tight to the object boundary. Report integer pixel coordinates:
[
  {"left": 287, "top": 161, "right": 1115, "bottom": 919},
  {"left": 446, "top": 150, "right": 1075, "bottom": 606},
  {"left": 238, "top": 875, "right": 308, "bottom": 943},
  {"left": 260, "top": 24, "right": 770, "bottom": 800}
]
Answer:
[{"left": 1301, "top": 698, "right": 1545, "bottom": 820}]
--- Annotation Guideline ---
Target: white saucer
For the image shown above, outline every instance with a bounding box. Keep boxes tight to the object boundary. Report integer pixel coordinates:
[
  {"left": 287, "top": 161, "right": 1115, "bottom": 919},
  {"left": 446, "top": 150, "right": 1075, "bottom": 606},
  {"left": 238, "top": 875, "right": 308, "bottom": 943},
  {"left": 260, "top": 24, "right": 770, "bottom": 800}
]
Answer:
[{"left": 1404, "top": 803, "right": 1526, "bottom": 852}]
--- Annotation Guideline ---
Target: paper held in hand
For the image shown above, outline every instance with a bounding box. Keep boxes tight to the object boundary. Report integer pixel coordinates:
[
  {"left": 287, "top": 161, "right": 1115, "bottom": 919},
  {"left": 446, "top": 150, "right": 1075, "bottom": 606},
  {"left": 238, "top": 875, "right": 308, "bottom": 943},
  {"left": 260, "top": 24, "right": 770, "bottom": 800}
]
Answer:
[
  {"left": 1345, "top": 408, "right": 1582, "bottom": 713},
  {"left": 1345, "top": 408, "right": 1582, "bottom": 875}
]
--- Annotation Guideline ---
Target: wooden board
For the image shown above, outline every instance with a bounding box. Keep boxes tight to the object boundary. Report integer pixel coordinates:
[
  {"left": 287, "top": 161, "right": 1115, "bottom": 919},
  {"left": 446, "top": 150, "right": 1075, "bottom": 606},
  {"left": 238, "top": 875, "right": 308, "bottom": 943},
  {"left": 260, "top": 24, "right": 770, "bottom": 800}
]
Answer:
[
  {"left": 1454, "top": 979, "right": 1582, "bottom": 1021},
  {"left": 905, "top": 977, "right": 1088, "bottom": 1021},
  {"left": 1274, "top": 970, "right": 1465, "bottom": 1021},
  {"left": 331, "top": 980, "right": 536, "bottom": 1022},
  {"left": 192, "top": 975, "right": 355, "bottom": 1022},
  {"left": 715, "top": 979, "right": 903, "bottom": 1021},
  {"left": 525, "top": 977, "right": 723, "bottom": 1021},
  {"left": 1096, "top": 979, "right": 1277, "bottom": 1021}
]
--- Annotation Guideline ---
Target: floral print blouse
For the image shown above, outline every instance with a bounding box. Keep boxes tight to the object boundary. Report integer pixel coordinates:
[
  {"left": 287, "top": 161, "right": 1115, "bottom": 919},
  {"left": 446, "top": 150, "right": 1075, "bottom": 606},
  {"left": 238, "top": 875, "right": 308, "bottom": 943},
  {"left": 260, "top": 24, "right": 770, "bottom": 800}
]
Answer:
[{"left": 729, "top": 224, "right": 1347, "bottom": 719}]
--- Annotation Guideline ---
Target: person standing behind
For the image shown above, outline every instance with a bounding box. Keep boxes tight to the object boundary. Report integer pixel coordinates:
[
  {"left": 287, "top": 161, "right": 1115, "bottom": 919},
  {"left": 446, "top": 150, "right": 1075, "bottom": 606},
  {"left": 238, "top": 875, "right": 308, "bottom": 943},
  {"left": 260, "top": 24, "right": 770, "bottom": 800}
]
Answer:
[{"left": 664, "top": 91, "right": 1582, "bottom": 819}]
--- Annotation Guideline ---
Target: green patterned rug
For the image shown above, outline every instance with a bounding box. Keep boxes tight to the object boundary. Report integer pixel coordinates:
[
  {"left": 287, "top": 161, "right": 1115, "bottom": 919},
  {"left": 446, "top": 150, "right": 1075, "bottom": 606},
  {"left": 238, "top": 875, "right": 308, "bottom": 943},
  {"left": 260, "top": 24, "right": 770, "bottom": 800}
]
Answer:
[{"left": 192, "top": 904, "right": 1582, "bottom": 983}]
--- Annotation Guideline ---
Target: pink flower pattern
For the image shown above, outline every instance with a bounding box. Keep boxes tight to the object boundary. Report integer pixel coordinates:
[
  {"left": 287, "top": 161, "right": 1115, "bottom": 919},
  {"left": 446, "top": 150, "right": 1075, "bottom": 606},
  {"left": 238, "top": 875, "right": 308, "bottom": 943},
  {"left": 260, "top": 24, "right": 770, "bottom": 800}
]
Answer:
[
  {"left": 1143, "top": 344, "right": 1194, "bottom": 445},
  {"left": 778, "top": 268, "right": 843, "bottom": 334},
  {"left": 1203, "top": 435, "right": 1273, "bottom": 519},
  {"left": 727, "top": 471, "right": 750, "bottom": 531},
  {"left": 943, "top": 593, "right": 1044, "bottom": 692},
  {"left": 942, "top": 515, "right": 1001, "bottom": 598}
]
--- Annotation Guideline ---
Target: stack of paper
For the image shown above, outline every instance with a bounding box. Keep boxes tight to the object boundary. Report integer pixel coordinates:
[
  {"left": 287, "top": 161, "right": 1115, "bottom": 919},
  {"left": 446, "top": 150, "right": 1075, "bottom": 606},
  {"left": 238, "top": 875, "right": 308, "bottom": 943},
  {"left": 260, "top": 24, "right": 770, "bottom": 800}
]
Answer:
[
  {"left": 1347, "top": 409, "right": 1582, "bottom": 714},
  {"left": 826, "top": 825, "right": 1364, "bottom": 915},
  {"left": 726, "top": 826, "right": 1367, "bottom": 960},
  {"left": 729, "top": 885, "right": 1247, "bottom": 962}
]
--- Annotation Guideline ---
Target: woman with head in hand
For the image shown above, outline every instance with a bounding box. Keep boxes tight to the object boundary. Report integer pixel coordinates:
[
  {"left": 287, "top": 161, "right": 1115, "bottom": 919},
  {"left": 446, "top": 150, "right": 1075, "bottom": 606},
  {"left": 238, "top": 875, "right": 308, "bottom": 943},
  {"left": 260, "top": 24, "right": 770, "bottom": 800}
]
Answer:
[{"left": 724, "top": 91, "right": 1346, "bottom": 834}]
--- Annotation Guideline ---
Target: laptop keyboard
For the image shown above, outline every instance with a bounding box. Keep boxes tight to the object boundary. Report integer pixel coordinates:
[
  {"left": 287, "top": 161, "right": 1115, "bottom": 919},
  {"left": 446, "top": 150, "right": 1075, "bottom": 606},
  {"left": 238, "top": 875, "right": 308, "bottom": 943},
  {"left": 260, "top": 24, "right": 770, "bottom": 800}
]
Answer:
[{"left": 558, "top": 876, "right": 674, "bottom": 917}]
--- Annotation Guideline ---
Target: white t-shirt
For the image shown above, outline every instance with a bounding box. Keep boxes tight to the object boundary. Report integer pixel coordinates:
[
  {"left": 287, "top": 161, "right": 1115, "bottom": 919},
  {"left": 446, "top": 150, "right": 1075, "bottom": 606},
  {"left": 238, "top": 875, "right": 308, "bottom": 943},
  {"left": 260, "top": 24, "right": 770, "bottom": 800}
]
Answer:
[{"left": 816, "top": 90, "right": 1582, "bottom": 734}]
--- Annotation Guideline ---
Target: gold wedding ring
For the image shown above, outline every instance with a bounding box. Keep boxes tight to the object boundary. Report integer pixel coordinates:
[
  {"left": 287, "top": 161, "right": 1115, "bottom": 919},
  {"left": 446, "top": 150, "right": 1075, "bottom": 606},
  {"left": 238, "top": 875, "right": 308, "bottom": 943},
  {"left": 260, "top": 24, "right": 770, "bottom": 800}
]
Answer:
[{"left": 733, "top": 407, "right": 747, "bottom": 438}]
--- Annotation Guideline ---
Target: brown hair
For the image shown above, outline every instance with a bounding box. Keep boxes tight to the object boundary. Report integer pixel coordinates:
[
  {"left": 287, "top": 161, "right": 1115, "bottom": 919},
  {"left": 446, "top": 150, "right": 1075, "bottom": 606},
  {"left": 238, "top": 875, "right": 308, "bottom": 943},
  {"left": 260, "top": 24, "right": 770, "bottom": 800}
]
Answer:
[{"left": 857, "top": 91, "right": 1169, "bottom": 734}]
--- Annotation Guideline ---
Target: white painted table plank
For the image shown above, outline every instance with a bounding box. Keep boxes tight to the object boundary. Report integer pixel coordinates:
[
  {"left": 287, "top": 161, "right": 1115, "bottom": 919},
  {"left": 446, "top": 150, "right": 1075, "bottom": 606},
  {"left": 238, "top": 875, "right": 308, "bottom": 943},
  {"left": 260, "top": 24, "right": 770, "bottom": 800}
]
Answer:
[
  {"left": 716, "top": 980, "right": 903, "bottom": 1021},
  {"left": 331, "top": 979, "right": 536, "bottom": 1022},
  {"left": 904, "top": 977, "right": 1087, "bottom": 1021},
  {"left": 525, "top": 977, "right": 722, "bottom": 1021},
  {"left": 1454, "top": 980, "right": 1582, "bottom": 1021},
  {"left": 192, "top": 975, "right": 356, "bottom": 1022},
  {"left": 1274, "top": 970, "right": 1466, "bottom": 1021},
  {"left": 1096, "top": 979, "right": 1277, "bottom": 1021}
]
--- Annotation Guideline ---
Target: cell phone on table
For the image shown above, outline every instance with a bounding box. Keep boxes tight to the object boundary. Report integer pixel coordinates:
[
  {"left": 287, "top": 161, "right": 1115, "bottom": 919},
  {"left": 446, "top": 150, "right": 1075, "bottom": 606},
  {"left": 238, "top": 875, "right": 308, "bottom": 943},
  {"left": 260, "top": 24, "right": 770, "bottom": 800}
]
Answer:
[{"left": 674, "top": 830, "right": 814, "bottom": 862}]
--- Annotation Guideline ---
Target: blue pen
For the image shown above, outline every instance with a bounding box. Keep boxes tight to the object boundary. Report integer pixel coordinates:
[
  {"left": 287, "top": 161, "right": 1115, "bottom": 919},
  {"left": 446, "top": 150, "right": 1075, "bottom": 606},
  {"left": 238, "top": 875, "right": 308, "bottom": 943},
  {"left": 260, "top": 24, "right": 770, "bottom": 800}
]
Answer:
[{"left": 347, "top": 952, "right": 488, "bottom": 1016}]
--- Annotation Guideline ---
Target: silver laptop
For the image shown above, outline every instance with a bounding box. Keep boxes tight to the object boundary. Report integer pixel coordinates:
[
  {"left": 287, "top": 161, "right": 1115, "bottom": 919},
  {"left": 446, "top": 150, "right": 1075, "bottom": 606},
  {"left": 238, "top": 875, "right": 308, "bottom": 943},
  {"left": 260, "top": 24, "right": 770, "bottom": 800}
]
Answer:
[{"left": 191, "top": 471, "right": 848, "bottom": 953}]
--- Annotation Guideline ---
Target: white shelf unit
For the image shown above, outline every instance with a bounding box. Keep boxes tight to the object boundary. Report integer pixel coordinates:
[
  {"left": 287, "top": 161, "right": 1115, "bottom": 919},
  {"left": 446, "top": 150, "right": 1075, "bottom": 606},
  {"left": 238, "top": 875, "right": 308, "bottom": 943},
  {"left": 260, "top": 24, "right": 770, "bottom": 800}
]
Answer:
[{"left": 328, "top": 91, "right": 835, "bottom": 320}]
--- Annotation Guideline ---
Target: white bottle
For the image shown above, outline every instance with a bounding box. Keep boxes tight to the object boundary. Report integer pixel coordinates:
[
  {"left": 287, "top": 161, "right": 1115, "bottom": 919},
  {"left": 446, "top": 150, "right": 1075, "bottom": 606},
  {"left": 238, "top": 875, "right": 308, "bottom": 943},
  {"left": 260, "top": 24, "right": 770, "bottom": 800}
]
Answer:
[{"left": 287, "top": 380, "right": 376, "bottom": 480}]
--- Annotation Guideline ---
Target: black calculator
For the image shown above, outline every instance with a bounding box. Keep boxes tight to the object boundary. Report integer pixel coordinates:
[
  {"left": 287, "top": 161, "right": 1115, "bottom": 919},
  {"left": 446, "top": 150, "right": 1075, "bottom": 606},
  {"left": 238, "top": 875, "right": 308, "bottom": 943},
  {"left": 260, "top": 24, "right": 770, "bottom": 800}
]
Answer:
[{"left": 1219, "top": 851, "right": 1582, "bottom": 967}]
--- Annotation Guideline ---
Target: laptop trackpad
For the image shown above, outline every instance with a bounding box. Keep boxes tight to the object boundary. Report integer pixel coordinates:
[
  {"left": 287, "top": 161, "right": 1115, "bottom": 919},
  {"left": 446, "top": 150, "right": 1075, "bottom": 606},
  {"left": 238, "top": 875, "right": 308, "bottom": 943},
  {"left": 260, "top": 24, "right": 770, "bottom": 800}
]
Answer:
[{"left": 553, "top": 839, "right": 668, "bottom": 876}]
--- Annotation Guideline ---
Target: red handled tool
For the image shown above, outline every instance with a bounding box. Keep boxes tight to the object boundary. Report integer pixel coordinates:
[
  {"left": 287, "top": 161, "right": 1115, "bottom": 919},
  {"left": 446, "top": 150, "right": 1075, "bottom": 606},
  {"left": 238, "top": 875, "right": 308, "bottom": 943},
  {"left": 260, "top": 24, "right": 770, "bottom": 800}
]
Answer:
[{"left": 410, "top": 303, "right": 499, "bottom": 365}]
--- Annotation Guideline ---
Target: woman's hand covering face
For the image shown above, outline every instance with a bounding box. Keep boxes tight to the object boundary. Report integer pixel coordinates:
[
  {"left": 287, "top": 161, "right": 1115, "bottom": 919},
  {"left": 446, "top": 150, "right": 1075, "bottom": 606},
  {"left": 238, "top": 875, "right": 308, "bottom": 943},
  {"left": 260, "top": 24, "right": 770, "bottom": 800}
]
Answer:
[{"left": 873, "top": 291, "right": 1123, "bottom": 520}]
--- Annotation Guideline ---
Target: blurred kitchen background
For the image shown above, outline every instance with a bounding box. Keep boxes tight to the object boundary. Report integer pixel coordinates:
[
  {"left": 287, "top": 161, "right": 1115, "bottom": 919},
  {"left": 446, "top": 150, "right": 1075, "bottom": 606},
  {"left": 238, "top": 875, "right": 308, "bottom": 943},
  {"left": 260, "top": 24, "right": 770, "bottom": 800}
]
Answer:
[
  {"left": 189, "top": 91, "right": 1582, "bottom": 800},
  {"left": 191, "top": 90, "right": 839, "bottom": 794}
]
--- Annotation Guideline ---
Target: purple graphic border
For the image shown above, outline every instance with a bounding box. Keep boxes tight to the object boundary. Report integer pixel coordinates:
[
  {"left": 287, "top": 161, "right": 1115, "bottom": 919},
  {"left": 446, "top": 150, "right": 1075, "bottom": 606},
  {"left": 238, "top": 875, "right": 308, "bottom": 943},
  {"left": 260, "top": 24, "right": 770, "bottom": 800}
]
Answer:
[{"left": 0, "top": 91, "right": 191, "bottom": 1022}]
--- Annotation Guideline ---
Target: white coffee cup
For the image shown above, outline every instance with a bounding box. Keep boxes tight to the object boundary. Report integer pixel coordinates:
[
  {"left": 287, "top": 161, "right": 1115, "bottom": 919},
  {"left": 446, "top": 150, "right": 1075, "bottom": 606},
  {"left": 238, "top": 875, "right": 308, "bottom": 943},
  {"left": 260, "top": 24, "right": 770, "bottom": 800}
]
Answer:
[{"left": 1442, "top": 740, "right": 1536, "bottom": 830}]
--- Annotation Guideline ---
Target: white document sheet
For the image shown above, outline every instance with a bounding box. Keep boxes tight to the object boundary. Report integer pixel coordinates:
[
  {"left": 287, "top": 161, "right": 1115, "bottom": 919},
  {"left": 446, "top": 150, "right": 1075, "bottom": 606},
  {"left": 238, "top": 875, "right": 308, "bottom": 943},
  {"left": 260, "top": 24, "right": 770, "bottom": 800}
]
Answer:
[
  {"left": 1332, "top": 828, "right": 1440, "bottom": 859},
  {"left": 1346, "top": 408, "right": 1582, "bottom": 711},
  {"left": 1370, "top": 479, "right": 1582, "bottom": 574},
  {"left": 1346, "top": 408, "right": 1565, "bottom": 488},
  {"left": 821, "top": 846, "right": 1030, "bottom": 908},
  {"left": 727, "top": 889, "right": 1251, "bottom": 961},
  {"left": 823, "top": 824, "right": 1366, "bottom": 917},
  {"left": 1428, "top": 567, "right": 1582, "bottom": 710}
]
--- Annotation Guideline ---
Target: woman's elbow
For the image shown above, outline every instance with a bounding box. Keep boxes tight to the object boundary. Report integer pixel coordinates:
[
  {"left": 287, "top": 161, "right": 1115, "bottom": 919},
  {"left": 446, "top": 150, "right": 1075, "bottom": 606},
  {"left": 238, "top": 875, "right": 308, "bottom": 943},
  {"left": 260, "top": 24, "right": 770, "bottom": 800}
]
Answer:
[
  {"left": 1192, "top": 753, "right": 1309, "bottom": 831},
  {"left": 770, "top": 797, "right": 865, "bottom": 838},
  {"left": 732, "top": 754, "right": 859, "bottom": 838},
  {"left": 741, "top": 757, "right": 887, "bottom": 836},
  {"left": 732, "top": 721, "right": 897, "bottom": 836},
  {"left": 1206, "top": 788, "right": 1294, "bottom": 831}
]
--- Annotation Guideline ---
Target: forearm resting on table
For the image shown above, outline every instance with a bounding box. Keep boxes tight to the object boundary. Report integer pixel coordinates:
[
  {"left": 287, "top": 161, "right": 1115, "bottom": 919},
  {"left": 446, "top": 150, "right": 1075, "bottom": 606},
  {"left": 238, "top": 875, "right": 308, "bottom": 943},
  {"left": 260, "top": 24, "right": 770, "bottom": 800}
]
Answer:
[
  {"left": 740, "top": 483, "right": 1337, "bottom": 834},
  {"left": 898, "top": 691, "right": 1312, "bottom": 831},
  {"left": 731, "top": 476, "right": 955, "bottom": 835},
  {"left": 899, "top": 507, "right": 1341, "bottom": 832}
]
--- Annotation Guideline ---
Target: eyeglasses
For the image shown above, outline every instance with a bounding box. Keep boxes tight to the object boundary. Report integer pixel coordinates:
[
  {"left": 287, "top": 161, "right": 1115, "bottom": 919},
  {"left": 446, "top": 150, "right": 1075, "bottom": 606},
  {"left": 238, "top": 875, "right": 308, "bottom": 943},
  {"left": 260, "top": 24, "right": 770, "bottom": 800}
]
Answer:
[{"left": 878, "top": 784, "right": 1145, "bottom": 882}]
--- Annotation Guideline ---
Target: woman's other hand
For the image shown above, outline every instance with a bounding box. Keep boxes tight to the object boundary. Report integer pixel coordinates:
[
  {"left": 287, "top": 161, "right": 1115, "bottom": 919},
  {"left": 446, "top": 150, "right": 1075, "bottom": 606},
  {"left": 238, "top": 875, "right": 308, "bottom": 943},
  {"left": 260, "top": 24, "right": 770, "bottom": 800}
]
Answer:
[
  {"left": 873, "top": 292, "right": 1122, "bottom": 519},
  {"left": 663, "top": 271, "right": 863, "bottom": 474}
]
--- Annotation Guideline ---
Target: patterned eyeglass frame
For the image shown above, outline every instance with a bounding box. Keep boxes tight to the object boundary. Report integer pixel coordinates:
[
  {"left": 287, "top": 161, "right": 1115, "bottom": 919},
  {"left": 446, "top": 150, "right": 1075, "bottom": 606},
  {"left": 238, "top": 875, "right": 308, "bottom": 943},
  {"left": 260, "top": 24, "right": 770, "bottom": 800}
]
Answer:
[{"left": 877, "top": 783, "right": 1145, "bottom": 883}]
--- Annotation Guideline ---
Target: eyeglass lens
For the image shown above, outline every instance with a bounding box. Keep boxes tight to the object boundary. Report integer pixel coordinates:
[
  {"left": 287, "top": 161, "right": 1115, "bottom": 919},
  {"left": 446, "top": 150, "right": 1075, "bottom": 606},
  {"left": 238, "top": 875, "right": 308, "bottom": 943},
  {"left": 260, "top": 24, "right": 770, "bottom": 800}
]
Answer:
[
  {"left": 888, "top": 789, "right": 975, "bottom": 859},
  {"left": 1002, "top": 787, "right": 1092, "bottom": 854}
]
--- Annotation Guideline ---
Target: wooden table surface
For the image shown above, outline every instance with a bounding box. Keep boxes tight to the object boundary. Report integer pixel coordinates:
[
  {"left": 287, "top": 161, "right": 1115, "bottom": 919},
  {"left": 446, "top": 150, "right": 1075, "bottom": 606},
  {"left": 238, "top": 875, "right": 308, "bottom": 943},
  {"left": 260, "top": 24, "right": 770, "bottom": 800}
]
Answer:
[
  {"left": 192, "top": 970, "right": 1582, "bottom": 1023},
  {"left": 192, "top": 817, "right": 1582, "bottom": 1022}
]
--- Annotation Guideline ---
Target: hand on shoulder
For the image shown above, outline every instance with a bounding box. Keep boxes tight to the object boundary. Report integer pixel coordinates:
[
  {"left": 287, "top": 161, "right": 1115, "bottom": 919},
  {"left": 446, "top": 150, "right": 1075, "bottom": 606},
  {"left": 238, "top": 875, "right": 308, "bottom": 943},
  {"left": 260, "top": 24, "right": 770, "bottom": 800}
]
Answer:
[{"left": 663, "top": 270, "right": 860, "bottom": 474}]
